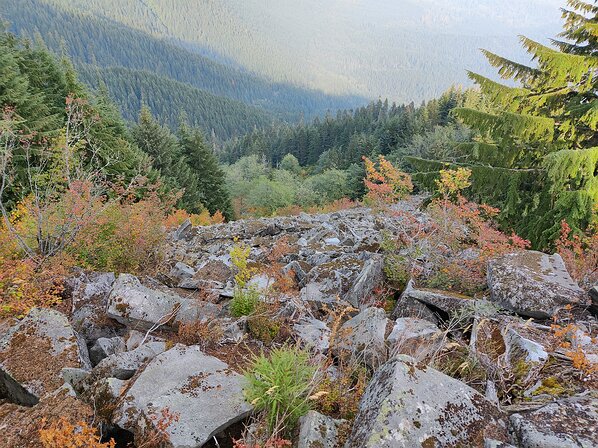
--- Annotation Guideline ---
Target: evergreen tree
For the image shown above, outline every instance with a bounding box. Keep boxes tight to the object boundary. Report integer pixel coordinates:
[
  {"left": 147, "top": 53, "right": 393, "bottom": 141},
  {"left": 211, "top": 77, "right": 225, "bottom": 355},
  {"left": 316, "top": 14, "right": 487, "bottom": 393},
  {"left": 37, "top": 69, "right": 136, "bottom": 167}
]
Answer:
[
  {"left": 179, "top": 123, "right": 233, "bottom": 219},
  {"left": 410, "top": 0, "right": 598, "bottom": 247},
  {"left": 132, "top": 107, "right": 202, "bottom": 211}
]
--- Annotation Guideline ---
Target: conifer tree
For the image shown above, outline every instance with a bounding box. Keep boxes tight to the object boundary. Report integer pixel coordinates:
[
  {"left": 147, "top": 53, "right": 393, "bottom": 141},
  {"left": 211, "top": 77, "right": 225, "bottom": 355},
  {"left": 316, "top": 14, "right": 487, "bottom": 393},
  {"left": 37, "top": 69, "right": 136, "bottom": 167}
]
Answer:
[
  {"left": 132, "top": 107, "right": 202, "bottom": 212},
  {"left": 179, "top": 122, "right": 233, "bottom": 219},
  {"left": 410, "top": 0, "right": 598, "bottom": 247}
]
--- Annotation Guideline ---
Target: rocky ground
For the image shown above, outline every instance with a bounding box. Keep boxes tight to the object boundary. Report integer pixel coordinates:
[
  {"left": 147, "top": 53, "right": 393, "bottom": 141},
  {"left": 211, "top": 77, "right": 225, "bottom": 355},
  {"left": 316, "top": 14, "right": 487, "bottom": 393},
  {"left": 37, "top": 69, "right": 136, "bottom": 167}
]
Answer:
[{"left": 0, "top": 198, "right": 596, "bottom": 447}]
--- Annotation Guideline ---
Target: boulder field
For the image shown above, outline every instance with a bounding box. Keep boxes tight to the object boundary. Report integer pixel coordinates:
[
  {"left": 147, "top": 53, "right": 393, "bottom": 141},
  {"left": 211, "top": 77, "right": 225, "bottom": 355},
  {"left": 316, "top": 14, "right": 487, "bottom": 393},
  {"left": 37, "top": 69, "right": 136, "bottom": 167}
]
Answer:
[{"left": 1, "top": 200, "right": 596, "bottom": 447}]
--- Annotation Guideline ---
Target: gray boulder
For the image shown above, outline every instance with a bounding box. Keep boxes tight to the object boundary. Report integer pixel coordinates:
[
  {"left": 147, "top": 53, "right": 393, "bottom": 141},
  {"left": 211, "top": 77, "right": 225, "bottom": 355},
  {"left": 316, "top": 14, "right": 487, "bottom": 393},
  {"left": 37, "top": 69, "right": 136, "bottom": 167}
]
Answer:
[
  {"left": 0, "top": 308, "right": 90, "bottom": 405},
  {"left": 298, "top": 410, "right": 346, "bottom": 448},
  {"left": 169, "top": 262, "right": 196, "bottom": 284},
  {"left": 68, "top": 271, "right": 120, "bottom": 342},
  {"left": 387, "top": 317, "right": 444, "bottom": 359},
  {"left": 487, "top": 251, "right": 587, "bottom": 318},
  {"left": 89, "top": 336, "right": 126, "bottom": 366},
  {"left": 91, "top": 341, "right": 166, "bottom": 381},
  {"left": 395, "top": 279, "right": 473, "bottom": 317},
  {"left": 345, "top": 355, "right": 508, "bottom": 447},
  {"left": 107, "top": 274, "right": 220, "bottom": 329},
  {"left": 334, "top": 307, "right": 389, "bottom": 369},
  {"left": 114, "top": 344, "right": 252, "bottom": 447},
  {"left": 509, "top": 393, "right": 597, "bottom": 447},
  {"left": 346, "top": 254, "right": 384, "bottom": 308},
  {"left": 294, "top": 318, "right": 330, "bottom": 353}
]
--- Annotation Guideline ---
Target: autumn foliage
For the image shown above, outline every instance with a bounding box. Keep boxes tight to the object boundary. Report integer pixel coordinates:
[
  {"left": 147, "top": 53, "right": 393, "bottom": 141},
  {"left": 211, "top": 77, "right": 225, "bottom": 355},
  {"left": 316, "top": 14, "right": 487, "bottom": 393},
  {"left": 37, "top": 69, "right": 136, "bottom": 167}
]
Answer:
[
  {"left": 363, "top": 155, "right": 413, "bottom": 207},
  {"left": 39, "top": 418, "right": 114, "bottom": 448},
  {"left": 164, "top": 208, "right": 225, "bottom": 229},
  {"left": 555, "top": 219, "right": 598, "bottom": 290}
]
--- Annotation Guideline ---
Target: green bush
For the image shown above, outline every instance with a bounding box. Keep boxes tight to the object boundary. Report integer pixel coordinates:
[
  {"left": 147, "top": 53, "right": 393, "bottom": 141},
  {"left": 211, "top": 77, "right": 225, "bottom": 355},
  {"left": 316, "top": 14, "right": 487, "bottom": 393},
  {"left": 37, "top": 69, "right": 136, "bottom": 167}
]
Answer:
[
  {"left": 244, "top": 347, "right": 317, "bottom": 435},
  {"left": 230, "top": 286, "right": 260, "bottom": 317}
]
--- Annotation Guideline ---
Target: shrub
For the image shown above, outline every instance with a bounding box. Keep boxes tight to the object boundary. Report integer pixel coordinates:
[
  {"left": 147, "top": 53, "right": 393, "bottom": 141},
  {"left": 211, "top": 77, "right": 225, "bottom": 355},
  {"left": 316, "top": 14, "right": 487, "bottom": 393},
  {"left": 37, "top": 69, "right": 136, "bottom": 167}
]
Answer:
[
  {"left": 69, "top": 191, "right": 167, "bottom": 274},
  {"left": 435, "top": 167, "right": 472, "bottom": 200},
  {"left": 0, "top": 255, "right": 69, "bottom": 318},
  {"left": 363, "top": 155, "right": 413, "bottom": 207},
  {"left": 39, "top": 418, "right": 115, "bottom": 448},
  {"left": 230, "top": 286, "right": 260, "bottom": 317},
  {"left": 555, "top": 219, "right": 598, "bottom": 290},
  {"left": 230, "top": 241, "right": 255, "bottom": 288},
  {"left": 243, "top": 347, "right": 317, "bottom": 436},
  {"left": 164, "top": 208, "right": 225, "bottom": 230},
  {"left": 177, "top": 319, "right": 224, "bottom": 350},
  {"left": 248, "top": 312, "right": 281, "bottom": 345},
  {"left": 313, "top": 361, "right": 369, "bottom": 421}
]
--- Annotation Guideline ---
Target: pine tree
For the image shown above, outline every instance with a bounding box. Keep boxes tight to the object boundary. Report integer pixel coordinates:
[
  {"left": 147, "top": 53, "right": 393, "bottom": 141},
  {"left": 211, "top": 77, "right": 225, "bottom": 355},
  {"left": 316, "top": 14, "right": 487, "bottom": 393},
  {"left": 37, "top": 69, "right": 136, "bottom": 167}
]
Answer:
[
  {"left": 410, "top": 0, "right": 598, "bottom": 247},
  {"left": 178, "top": 122, "right": 233, "bottom": 219}
]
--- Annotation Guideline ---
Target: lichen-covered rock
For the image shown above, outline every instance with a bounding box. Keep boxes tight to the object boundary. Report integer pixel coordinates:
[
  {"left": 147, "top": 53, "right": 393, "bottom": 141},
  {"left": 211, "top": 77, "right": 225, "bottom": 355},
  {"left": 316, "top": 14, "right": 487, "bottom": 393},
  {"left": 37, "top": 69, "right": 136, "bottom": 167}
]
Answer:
[
  {"left": 345, "top": 355, "right": 508, "bottom": 447},
  {"left": 487, "top": 251, "right": 587, "bottom": 319},
  {"left": 300, "top": 254, "right": 367, "bottom": 309},
  {"left": 107, "top": 274, "right": 220, "bottom": 329},
  {"left": 509, "top": 392, "right": 597, "bottom": 447},
  {"left": 298, "top": 410, "right": 346, "bottom": 448},
  {"left": 114, "top": 344, "right": 251, "bottom": 447},
  {"left": 179, "top": 258, "right": 232, "bottom": 290},
  {"left": 89, "top": 336, "right": 126, "bottom": 366},
  {"left": 0, "top": 308, "right": 89, "bottom": 405},
  {"left": 294, "top": 317, "right": 330, "bottom": 353},
  {"left": 387, "top": 317, "right": 443, "bottom": 359},
  {"left": 392, "top": 284, "right": 439, "bottom": 324},
  {"left": 346, "top": 254, "right": 384, "bottom": 308},
  {"left": 395, "top": 280, "right": 473, "bottom": 317},
  {"left": 67, "top": 271, "right": 120, "bottom": 343},
  {"left": 334, "top": 307, "right": 389, "bottom": 369}
]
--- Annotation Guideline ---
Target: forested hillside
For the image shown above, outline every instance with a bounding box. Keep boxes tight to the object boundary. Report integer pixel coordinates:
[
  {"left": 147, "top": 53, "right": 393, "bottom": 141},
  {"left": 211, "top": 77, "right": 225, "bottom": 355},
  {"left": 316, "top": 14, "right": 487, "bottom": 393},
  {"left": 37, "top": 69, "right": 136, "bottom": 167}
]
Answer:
[
  {"left": 78, "top": 65, "right": 274, "bottom": 139},
  {"left": 1, "top": 0, "right": 362, "bottom": 133},
  {"left": 26, "top": 0, "right": 562, "bottom": 101},
  {"left": 0, "top": 29, "right": 233, "bottom": 216},
  {"left": 223, "top": 89, "right": 473, "bottom": 168}
]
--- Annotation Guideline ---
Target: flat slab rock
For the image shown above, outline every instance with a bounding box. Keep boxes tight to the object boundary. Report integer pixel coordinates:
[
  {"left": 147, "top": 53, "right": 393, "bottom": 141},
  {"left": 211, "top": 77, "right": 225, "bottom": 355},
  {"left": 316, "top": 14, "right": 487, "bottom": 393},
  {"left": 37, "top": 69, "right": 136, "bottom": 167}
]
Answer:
[
  {"left": 509, "top": 392, "right": 598, "bottom": 448},
  {"left": 114, "top": 344, "right": 251, "bottom": 447},
  {"left": 0, "top": 308, "right": 88, "bottom": 405},
  {"left": 107, "top": 274, "right": 220, "bottom": 329},
  {"left": 487, "top": 251, "right": 586, "bottom": 319},
  {"left": 345, "top": 355, "right": 508, "bottom": 447}
]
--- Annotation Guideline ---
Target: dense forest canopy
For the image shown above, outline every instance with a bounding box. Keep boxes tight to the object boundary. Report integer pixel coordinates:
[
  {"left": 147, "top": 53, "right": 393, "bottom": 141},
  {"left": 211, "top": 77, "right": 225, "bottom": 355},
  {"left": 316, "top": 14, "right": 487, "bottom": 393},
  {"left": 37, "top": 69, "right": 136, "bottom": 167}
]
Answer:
[{"left": 0, "top": 29, "right": 232, "bottom": 218}]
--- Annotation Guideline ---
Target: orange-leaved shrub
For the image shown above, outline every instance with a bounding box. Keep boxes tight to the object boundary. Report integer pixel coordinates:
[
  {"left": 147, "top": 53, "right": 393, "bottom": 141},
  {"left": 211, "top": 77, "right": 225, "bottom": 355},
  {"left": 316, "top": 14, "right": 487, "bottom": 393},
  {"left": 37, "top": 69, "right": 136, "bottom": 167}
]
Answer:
[
  {"left": 39, "top": 418, "right": 115, "bottom": 448},
  {"left": 382, "top": 168, "right": 530, "bottom": 296},
  {"left": 0, "top": 181, "right": 173, "bottom": 316},
  {"left": 555, "top": 218, "right": 597, "bottom": 290},
  {"left": 70, "top": 189, "right": 167, "bottom": 273},
  {"left": 363, "top": 155, "right": 413, "bottom": 207},
  {"left": 164, "top": 208, "right": 225, "bottom": 230}
]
